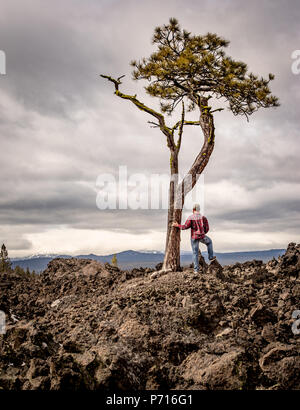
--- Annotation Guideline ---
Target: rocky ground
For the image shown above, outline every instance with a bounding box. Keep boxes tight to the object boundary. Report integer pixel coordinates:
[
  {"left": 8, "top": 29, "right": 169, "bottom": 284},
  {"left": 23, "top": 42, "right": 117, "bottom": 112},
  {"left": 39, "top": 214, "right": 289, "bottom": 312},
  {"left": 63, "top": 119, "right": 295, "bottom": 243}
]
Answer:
[{"left": 0, "top": 243, "right": 299, "bottom": 390}]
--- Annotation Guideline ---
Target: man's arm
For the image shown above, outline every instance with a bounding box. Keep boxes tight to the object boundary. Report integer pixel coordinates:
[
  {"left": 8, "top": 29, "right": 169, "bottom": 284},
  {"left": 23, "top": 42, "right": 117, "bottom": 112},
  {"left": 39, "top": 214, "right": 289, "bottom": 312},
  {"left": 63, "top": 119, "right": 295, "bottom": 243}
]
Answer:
[
  {"left": 173, "top": 217, "right": 191, "bottom": 230},
  {"left": 203, "top": 216, "right": 209, "bottom": 234}
]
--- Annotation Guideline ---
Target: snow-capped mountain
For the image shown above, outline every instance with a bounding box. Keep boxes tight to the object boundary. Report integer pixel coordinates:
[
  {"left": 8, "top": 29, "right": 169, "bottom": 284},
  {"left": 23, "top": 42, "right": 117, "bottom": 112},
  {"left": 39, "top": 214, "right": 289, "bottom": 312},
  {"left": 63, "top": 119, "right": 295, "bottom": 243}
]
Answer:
[{"left": 12, "top": 253, "right": 67, "bottom": 261}]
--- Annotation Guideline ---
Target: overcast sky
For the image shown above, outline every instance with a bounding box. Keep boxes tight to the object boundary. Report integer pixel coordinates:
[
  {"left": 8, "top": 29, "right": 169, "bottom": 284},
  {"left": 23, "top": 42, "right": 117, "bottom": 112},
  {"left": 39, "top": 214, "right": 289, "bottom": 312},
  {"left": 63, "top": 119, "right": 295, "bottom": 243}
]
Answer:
[{"left": 0, "top": 0, "right": 300, "bottom": 257}]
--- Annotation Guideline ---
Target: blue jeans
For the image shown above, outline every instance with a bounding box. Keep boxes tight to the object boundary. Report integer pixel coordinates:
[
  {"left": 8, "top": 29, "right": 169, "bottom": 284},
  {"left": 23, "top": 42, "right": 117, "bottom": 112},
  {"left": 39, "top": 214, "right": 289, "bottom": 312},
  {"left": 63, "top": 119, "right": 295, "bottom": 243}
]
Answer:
[{"left": 191, "top": 236, "right": 214, "bottom": 271}]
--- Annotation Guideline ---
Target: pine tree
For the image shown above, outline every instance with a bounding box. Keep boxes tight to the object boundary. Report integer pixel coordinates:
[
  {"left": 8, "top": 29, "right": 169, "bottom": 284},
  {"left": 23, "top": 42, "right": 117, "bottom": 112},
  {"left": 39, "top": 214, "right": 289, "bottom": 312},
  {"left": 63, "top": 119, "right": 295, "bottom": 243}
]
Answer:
[
  {"left": 111, "top": 254, "right": 118, "bottom": 267},
  {"left": 0, "top": 244, "right": 12, "bottom": 273},
  {"left": 101, "top": 18, "right": 279, "bottom": 271},
  {"left": 14, "top": 265, "right": 25, "bottom": 276}
]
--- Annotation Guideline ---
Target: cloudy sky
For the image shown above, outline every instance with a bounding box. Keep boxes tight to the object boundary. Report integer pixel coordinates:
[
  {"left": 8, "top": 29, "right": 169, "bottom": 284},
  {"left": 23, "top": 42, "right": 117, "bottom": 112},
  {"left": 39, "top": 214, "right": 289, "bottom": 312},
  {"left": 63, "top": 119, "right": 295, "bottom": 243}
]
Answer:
[{"left": 0, "top": 0, "right": 300, "bottom": 257}]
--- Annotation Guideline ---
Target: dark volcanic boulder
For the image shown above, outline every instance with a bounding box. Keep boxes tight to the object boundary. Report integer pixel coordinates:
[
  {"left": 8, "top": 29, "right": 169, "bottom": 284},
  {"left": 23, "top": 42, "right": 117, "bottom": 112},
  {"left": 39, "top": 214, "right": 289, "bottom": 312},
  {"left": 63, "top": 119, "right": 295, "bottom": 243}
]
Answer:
[
  {"left": 180, "top": 348, "right": 249, "bottom": 390},
  {"left": 277, "top": 242, "right": 300, "bottom": 277},
  {"left": 259, "top": 343, "right": 300, "bottom": 389},
  {"left": 208, "top": 259, "right": 226, "bottom": 280},
  {"left": 250, "top": 303, "right": 277, "bottom": 327}
]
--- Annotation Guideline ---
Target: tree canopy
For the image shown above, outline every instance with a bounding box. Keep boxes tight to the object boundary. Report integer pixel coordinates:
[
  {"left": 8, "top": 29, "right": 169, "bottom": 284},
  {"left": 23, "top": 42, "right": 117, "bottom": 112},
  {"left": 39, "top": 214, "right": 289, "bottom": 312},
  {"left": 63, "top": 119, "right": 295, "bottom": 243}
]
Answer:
[{"left": 131, "top": 18, "right": 279, "bottom": 119}]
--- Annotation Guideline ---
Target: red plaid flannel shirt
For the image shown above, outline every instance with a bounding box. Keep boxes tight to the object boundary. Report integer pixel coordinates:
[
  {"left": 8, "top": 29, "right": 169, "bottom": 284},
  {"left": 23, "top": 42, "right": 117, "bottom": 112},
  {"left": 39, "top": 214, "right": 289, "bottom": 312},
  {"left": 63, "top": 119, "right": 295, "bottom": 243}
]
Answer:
[{"left": 178, "top": 213, "right": 209, "bottom": 239}]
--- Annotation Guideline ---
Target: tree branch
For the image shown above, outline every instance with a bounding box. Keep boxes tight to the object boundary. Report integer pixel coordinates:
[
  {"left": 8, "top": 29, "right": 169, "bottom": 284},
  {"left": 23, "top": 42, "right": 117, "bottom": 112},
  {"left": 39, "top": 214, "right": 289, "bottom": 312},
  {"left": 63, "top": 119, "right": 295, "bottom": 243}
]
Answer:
[
  {"left": 176, "top": 101, "right": 185, "bottom": 151},
  {"left": 148, "top": 121, "right": 160, "bottom": 128},
  {"left": 172, "top": 120, "right": 201, "bottom": 131},
  {"left": 101, "top": 74, "right": 175, "bottom": 150}
]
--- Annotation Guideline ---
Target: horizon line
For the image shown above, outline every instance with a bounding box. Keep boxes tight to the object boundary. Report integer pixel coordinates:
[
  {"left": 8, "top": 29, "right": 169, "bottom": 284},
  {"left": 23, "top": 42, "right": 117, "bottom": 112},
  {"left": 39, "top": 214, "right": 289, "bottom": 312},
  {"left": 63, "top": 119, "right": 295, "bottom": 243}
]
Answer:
[{"left": 10, "top": 247, "right": 288, "bottom": 260}]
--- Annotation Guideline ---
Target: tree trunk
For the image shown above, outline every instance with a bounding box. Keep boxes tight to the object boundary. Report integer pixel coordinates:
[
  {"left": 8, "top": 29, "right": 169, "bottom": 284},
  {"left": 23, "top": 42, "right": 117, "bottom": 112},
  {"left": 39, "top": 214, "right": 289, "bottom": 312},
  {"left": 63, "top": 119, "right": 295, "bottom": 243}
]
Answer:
[
  {"left": 163, "top": 207, "right": 182, "bottom": 271},
  {"left": 162, "top": 97, "right": 215, "bottom": 272},
  {"left": 162, "top": 151, "right": 182, "bottom": 271}
]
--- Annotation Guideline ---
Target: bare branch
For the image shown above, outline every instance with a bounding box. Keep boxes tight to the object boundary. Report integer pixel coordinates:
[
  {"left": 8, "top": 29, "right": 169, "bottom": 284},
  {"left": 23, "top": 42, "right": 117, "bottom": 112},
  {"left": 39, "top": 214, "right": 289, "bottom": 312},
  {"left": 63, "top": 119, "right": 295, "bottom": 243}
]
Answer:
[
  {"left": 101, "top": 74, "right": 175, "bottom": 150},
  {"left": 210, "top": 108, "right": 224, "bottom": 113},
  {"left": 100, "top": 74, "right": 125, "bottom": 91},
  {"left": 148, "top": 121, "right": 160, "bottom": 128},
  {"left": 176, "top": 101, "right": 185, "bottom": 151},
  {"left": 172, "top": 119, "right": 201, "bottom": 131}
]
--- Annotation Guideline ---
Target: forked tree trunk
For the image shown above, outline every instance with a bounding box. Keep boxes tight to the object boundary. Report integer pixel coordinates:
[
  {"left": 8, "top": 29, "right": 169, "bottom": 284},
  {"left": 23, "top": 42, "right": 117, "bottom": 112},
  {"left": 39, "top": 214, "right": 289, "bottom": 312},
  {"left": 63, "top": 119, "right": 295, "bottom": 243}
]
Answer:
[
  {"left": 163, "top": 207, "right": 182, "bottom": 272},
  {"left": 163, "top": 151, "right": 181, "bottom": 271},
  {"left": 162, "top": 98, "right": 215, "bottom": 272},
  {"left": 101, "top": 74, "right": 216, "bottom": 273}
]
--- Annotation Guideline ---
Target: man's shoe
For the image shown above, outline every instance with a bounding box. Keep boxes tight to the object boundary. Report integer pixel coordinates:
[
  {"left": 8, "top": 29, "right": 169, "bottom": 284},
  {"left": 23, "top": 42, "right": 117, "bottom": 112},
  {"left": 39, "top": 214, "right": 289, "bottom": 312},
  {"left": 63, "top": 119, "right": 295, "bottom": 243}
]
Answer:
[{"left": 209, "top": 256, "right": 216, "bottom": 262}]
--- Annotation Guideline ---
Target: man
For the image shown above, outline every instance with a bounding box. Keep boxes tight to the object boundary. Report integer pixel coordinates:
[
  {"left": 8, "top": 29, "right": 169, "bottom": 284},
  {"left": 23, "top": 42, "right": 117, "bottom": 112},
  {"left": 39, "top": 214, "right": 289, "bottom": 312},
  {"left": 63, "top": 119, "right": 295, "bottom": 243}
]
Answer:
[{"left": 172, "top": 204, "right": 216, "bottom": 273}]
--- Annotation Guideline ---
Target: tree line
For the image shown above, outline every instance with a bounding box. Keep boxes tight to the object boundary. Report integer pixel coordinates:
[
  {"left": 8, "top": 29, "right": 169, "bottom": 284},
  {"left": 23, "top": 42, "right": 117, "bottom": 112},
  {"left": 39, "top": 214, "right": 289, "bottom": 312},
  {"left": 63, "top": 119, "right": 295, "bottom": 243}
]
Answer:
[{"left": 0, "top": 243, "right": 37, "bottom": 277}]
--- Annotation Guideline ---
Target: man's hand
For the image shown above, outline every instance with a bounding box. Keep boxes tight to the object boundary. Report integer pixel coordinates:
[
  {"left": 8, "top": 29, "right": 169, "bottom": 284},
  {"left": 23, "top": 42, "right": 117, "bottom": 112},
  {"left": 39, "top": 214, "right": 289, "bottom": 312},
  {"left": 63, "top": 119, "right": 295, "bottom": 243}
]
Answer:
[{"left": 172, "top": 222, "right": 180, "bottom": 228}]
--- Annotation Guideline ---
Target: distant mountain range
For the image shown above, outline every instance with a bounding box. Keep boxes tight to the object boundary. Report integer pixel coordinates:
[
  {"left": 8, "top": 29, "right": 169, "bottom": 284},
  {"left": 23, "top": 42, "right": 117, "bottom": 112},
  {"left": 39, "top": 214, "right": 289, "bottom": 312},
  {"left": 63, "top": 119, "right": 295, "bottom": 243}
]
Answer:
[{"left": 11, "top": 248, "right": 286, "bottom": 273}]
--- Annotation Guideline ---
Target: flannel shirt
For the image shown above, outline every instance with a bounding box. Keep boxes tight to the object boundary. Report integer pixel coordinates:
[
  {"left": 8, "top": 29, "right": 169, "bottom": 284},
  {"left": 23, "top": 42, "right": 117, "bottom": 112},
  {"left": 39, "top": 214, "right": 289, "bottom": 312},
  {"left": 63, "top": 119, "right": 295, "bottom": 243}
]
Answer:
[{"left": 178, "top": 213, "right": 209, "bottom": 239}]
